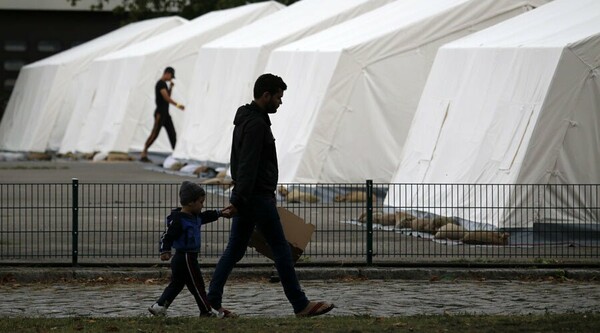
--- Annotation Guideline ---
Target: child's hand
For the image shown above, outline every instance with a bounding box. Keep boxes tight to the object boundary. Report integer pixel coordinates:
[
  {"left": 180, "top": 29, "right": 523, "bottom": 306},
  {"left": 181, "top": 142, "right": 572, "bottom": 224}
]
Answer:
[
  {"left": 160, "top": 252, "right": 172, "bottom": 261},
  {"left": 221, "top": 205, "right": 237, "bottom": 218}
]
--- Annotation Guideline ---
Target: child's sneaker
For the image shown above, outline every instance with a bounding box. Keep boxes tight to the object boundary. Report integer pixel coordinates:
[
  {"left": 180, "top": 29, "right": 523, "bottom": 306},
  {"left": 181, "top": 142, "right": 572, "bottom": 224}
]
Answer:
[
  {"left": 200, "top": 311, "right": 215, "bottom": 318},
  {"left": 216, "top": 307, "right": 238, "bottom": 319},
  {"left": 148, "top": 303, "right": 167, "bottom": 316}
]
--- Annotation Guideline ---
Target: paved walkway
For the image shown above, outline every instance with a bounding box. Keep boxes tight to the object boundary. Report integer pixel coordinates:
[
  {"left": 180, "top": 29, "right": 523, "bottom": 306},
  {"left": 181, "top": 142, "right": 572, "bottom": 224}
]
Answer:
[{"left": 1, "top": 279, "right": 599, "bottom": 318}]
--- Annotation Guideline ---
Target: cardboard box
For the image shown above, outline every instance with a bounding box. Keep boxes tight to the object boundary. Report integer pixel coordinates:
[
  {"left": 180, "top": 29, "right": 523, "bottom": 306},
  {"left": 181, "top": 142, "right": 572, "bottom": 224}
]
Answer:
[{"left": 248, "top": 207, "right": 314, "bottom": 262}]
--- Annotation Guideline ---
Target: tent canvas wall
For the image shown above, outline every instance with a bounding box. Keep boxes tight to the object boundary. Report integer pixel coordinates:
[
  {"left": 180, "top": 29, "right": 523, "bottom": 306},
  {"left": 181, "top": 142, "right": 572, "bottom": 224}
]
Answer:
[
  {"left": 172, "top": 0, "right": 394, "bottom": 164},
  {"left": 0, "top": 16, "right": 186, "bottom": 153},
  {"left": 59, "top": 1, "right": 283, "bottom": 155},
  {"left": 385, "top": 0, "right": 600, "bottom": 229},
  {"left": 266, "top": 0, "right": 548, "bottom": 183}
]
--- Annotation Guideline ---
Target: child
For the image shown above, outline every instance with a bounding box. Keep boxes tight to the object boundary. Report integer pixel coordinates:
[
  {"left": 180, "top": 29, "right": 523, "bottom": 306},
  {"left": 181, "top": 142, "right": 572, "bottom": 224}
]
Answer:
[{"left": 148, "top": 181, "right": 222, "bottom": 317}]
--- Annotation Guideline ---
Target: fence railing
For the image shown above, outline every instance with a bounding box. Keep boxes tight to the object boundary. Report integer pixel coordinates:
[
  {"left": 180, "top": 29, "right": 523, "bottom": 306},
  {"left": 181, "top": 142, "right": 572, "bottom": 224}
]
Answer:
[{"left": 1, "top": 180, "right": 599, "bottom": 265}]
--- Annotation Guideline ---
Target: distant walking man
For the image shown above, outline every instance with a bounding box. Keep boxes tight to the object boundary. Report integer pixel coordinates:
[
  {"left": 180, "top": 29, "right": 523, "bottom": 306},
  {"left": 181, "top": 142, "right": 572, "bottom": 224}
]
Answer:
[
  {"left": 207, "top": 73, "right": 335, "bottom": 318},
  {"left": 140, "top": 66, "right": 184, "bottom": 162}
]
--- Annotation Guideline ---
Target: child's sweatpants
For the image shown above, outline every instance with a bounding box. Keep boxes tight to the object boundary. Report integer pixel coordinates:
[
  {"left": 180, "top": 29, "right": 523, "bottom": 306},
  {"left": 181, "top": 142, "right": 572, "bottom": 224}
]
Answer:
[{"left": 157, "top": 252, "right": 212, "bottom": 314}]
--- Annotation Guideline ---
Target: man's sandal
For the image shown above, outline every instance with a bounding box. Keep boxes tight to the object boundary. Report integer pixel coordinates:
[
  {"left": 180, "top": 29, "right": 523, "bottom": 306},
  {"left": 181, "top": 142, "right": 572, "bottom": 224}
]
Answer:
[{"left": 295, "top": 301, "right": 335, "bottom": 317}]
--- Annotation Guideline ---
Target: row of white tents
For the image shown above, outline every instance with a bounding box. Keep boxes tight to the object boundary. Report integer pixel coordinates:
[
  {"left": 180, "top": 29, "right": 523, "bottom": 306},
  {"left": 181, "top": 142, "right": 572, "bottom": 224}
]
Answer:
[
  {"left": 172, "top": 0, "right": 393, "bottom": 165},
  {"left": 61, "top": 1, "right": 284, "bottom": 156},
  {"left": 0, "top": 15, "right": 186, "bottom": 153},
  {"left": 1, "top": 0, "right": 599, "bottom": 228}
]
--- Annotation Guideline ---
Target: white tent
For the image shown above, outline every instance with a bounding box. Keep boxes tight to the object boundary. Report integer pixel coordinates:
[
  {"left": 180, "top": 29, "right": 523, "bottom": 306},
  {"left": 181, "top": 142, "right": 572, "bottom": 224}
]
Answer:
[
  {"left": 0, "top": 16, "right": 186, "bottom": 153},
  {"left": 267, "top": 0, "right": 549, "bottom": 183},
  {"left": 172, "top": 0, "right": 393, "bottom": 164},
  {"left": 60, "top": 1, "right": 283, "bottom": 155},
  {"left": 386, "top": 0, "right": 600, "bottom": 228}
]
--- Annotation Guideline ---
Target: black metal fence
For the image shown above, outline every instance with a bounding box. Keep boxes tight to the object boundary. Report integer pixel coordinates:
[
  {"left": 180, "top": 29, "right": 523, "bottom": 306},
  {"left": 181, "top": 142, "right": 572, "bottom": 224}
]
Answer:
[{"left": 1, "top": 180, "right": 598, "bottom": 265}]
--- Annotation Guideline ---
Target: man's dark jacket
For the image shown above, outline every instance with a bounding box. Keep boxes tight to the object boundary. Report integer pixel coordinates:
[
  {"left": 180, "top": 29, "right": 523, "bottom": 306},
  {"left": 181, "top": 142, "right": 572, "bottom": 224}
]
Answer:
[{"left": 229, "top": 101, "right": 278, "bottom": 211}]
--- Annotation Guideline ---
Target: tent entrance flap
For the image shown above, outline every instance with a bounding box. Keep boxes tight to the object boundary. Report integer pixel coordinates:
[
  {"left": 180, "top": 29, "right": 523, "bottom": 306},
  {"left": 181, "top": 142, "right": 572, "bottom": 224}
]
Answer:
[
  {"left": 491, "top": 103, "right": 537, "bottom": 171},
  {"left": 416, "top": 99, "right": 450, "bottom": 181}
]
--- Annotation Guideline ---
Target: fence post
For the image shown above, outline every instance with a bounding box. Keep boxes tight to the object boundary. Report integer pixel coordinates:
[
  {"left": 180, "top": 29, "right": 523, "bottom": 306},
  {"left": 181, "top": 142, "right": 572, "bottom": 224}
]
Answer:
[
  {"left": 72, "top": 178, "right": 79, "bottom": 266},
  {"left": 366, "top": 179, "right": 373, "bottom": 265}
]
